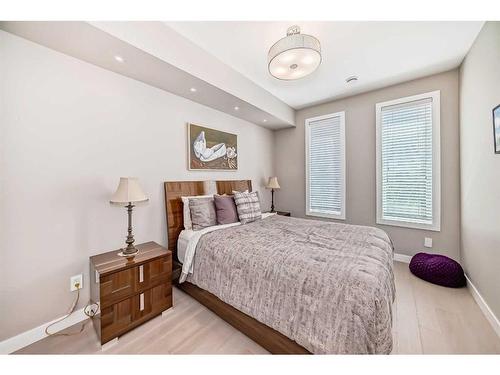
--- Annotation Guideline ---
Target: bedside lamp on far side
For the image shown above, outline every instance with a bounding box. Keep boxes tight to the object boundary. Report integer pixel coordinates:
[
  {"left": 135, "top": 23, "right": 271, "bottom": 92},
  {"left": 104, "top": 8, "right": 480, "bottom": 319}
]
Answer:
[
  {"left": 110, "top": 177, "right": 149, "bottom": 258},
  {"left": 265, "top": 176, "right": 280, "bottom": 213}
]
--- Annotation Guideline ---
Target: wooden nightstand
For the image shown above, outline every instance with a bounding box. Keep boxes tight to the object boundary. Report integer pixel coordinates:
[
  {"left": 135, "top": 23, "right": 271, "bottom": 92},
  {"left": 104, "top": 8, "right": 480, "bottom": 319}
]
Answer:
[{"left": 89, "top": 241, "right": 172, "bottom": 345}]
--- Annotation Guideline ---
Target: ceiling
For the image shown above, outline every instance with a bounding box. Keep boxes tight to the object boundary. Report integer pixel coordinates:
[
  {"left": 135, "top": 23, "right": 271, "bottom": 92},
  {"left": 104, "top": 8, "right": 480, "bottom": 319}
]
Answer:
[
  {"left": 0, "top": 21, "right": 294, "bottom": 129},
  {"left": 1, "top": 21, "right": 484, "bottom": 130},
  {"left": 167, "top": 21, "right": 484, "bottom": 109}
]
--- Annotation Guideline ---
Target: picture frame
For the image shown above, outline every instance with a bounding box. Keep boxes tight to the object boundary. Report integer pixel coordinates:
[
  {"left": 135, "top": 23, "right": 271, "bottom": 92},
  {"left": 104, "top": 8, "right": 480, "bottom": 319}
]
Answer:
[
  {"left": 188, "top": 123, "right": 238, "bottom": 170},
  {"left": 493, "top": 104, "right": 500, "bottom": 154}
]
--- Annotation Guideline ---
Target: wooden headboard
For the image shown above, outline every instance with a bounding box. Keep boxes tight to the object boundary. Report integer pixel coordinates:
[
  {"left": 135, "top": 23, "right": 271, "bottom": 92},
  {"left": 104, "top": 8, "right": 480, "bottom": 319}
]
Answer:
[{"left": 164, "top": 180, "right": 252, "bottom": 261}]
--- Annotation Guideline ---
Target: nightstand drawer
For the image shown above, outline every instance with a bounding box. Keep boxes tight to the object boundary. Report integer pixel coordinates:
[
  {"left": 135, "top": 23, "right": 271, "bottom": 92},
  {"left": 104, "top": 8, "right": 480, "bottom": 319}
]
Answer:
[
  {"left": 100, "top": 254, "right": 171, "bottom": 308},
  {"left": 135, "top": 254, "right": 172, "bottom": 290},
  {"left": 100, "top": 268, "right": 136, "bottom": 307},
  {"left": 134, "top": 282, "right": 173, "bottom": 321},
  {"left": 100, "top": 297, "right": 134, "bottom": 343},
  {"left": 100, "top": 282, "right": 173, "bottom": 344}
]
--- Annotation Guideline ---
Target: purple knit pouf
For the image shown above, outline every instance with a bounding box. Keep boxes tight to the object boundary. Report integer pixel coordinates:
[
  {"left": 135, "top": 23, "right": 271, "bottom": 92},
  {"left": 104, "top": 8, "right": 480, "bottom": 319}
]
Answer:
[{"left": 409, "top": 253, "right": 466, "bottom": 288}]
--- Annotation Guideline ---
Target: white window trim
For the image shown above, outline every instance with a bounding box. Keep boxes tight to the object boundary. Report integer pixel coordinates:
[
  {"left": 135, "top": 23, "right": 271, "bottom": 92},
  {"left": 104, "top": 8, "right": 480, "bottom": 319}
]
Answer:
[
  {"left": 305, "top": 111, "right": 346, "bottom": 220},
  {"left": 375, "top": 91, "right": 441, "bottom": 232}
]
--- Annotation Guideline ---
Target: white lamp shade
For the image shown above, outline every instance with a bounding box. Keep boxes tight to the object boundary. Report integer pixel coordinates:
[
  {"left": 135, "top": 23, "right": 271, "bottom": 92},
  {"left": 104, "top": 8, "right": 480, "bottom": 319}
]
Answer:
[
  {"left": 266, "top": 176, "right": 280, "bottom": 189},
  {"left": 110, "top": 177, "right": 148, "bottom": 204}
]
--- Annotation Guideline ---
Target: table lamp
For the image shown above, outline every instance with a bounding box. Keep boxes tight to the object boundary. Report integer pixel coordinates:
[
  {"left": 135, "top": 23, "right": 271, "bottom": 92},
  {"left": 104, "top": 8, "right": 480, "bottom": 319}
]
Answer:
[
  {"left": 110, "top": 177, "right": 149, "bottom": 257},
  {"left": 265, "top": 176, "right": 280, "bottom": 212}
]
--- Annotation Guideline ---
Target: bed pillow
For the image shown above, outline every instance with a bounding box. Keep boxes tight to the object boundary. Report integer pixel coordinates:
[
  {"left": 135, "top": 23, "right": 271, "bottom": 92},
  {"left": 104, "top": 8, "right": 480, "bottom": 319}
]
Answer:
[
  {"left": 189, "top": 198, "right": 217, "bottom": 230},
  {"left": 181, "top": 195, "right": 213, "bottom": 230},
  {"left": 234, "top": 191, "right": 262, "bottom": 224},
  {"left": 214, "top": 195, "right": 239, "bottom": 225}
]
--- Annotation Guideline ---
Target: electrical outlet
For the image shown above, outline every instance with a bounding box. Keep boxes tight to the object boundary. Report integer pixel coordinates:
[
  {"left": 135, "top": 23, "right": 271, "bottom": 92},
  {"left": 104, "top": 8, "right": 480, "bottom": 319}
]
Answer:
[
  {"left": 70, "top": 274, "right": 83, "bottom": 291},
  {"left": 424, "top": 237, "right": 433, "bottom": 248}
]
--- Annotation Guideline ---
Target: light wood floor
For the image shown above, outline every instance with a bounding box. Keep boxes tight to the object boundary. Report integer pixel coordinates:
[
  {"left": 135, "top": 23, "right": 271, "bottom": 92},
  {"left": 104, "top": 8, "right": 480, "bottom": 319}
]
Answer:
[{"left": 15, "top": 262, "right": 500, "bottom": 354}]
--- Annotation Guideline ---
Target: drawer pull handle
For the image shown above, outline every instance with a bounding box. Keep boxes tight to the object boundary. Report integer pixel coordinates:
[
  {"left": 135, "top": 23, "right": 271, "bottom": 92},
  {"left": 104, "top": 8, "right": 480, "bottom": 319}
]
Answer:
[
  {"left": 140, "top": 293, "right": 145, "bottom": 311},
  {"left": 139, "top": 265, "right": 144, "bottom": 283}
]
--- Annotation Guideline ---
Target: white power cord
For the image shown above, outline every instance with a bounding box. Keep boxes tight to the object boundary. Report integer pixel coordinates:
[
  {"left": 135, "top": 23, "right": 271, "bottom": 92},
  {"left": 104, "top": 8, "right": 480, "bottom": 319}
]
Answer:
[{"left": 44, "top": 283, "right": 99, "bottom": 337}]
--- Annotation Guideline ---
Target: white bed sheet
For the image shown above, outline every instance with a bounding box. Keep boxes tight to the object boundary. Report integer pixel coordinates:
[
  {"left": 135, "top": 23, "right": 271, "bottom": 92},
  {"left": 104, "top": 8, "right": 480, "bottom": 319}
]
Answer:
[{"left": 177, "top": 229, "right": 195, "bottom": 264}]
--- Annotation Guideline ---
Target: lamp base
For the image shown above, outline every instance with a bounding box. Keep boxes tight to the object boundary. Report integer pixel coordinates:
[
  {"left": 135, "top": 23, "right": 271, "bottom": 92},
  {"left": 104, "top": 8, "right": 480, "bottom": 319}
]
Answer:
[
  {"left": 117, "top": 202, "right": 139, "bottom": 259},
  {"left": 117, "top": 248, "right": 139, "bottom": 259},
  {"left": 270, "top": 189, "right": 275, "bottom": 212}
]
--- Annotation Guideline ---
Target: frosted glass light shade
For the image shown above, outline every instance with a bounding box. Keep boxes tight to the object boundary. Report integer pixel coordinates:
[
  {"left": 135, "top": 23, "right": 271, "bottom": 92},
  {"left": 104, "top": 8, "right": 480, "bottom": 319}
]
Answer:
[
  {"left": 110, "top": 177, "right": 148, "bottom": 204},
  {"left": 266, "top": 176, "right": 280, "bottom": 189},
  {"left": 268, "top": 26, "right": 321, "bottom": 80}
]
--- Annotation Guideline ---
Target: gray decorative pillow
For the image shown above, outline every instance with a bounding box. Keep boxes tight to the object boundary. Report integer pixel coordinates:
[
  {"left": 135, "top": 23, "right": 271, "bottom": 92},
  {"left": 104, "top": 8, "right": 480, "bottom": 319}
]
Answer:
[
  {"left": 214, "top": 195, "right": 239, "bottom": 225},
  {"left": 234, "top": 191, "right": 262, "bottom": 224},
  {"left": 189, "top": 198, "right": 217, "bottom": 230}
]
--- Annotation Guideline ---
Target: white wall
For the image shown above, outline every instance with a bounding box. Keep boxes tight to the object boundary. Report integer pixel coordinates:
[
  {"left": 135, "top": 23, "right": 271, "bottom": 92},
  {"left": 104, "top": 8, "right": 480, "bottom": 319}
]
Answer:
[
  {"left": 459, "top": 22, "right": 500, "bottom": 322},
  {"left": 0, "top": 30, "right": 274, "bottom": 340}
]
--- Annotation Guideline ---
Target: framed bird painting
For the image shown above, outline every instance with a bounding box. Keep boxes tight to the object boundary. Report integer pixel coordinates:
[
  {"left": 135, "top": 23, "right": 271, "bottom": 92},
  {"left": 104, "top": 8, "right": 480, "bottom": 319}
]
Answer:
[{"left": 188, "top": 123, "right": 238, "bottom": 170}]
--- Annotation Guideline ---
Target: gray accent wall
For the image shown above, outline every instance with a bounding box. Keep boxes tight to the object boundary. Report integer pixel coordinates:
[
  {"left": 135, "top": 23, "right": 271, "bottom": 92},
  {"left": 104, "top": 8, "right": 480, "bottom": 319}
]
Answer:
[
  {"left": 274, "top": 70, "right": 461, "bottom": 259},
  {"left": 459, "top": 22, "right": 500, "bottom": 321}
]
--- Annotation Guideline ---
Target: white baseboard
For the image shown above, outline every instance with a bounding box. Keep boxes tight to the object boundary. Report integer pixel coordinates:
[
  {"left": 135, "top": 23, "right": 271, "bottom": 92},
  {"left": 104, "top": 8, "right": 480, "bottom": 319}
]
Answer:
[
  {"left": 0, "top": 307, "right": 87, "bottom": 354},
  {"left": 394, "top": 253, "right": 412, "bottom": 263},
  {"left": 465, "top": 274, "right": 500, "bottom": 339}
]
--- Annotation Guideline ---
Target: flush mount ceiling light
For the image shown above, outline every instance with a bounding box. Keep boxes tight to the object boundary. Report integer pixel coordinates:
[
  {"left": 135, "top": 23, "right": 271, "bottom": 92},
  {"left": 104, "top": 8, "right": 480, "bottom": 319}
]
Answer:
[{"left": 268, "top": 25, "right": 321, "bottom": 81}]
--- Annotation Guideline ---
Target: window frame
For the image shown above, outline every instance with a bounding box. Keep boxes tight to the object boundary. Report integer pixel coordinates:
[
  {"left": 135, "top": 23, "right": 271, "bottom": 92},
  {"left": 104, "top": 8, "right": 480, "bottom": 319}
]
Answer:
[
  {"left": 305, "top": 111, "right": 346, "bottom": 220},
  {"left": 375, "top": 90, "right": 441, "bottom": 231}
]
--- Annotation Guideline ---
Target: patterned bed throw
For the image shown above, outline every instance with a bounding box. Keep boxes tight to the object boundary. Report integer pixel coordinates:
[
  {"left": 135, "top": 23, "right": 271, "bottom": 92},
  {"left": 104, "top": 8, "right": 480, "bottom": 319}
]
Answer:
[{"left": 186, "top": 215, "right": 395, "bottom": 354}]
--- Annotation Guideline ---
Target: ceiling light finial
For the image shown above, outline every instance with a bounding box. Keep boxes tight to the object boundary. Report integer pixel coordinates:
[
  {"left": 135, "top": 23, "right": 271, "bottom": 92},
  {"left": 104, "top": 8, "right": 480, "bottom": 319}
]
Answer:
[
  {"left": 268, "top": 25, "right": 321, "bottom": 81},
  {"left": 286, "top": 25, "right": 301, "bottom": 36}
]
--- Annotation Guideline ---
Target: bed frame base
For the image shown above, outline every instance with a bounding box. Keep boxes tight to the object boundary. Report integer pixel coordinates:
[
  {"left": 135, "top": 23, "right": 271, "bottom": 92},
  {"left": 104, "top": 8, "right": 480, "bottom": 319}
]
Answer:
[{"left": 177, "top": 282, "right": 310, "bottom": 354}]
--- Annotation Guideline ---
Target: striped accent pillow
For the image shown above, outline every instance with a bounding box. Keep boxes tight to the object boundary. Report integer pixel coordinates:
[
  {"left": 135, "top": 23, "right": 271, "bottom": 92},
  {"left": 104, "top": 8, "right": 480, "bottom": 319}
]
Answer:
[{"left": 234, "top": 191, "right": 262, "bottom": 224}]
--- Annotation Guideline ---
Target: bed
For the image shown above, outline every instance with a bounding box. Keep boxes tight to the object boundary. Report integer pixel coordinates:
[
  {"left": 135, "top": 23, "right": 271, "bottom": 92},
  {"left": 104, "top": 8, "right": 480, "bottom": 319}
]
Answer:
[{"left": 164, "top": 180, "right": 395, "bottom": 354}]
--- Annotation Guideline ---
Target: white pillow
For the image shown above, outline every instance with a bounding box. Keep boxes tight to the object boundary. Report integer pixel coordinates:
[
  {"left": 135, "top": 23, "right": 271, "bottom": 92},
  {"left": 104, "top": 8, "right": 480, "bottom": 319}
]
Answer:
[{"left": 181, "top": 195, "right": 213, "bottom": 230}]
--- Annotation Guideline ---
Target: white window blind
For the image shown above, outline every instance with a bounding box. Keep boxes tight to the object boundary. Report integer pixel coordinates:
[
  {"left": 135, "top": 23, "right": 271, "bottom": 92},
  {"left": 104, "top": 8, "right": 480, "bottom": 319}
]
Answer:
[
  {"left": 376, "top": 91, "right": 440, "bottom": 231},
  {"left": 305, "top": 112, "right": 345, "bottom": 219}
]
